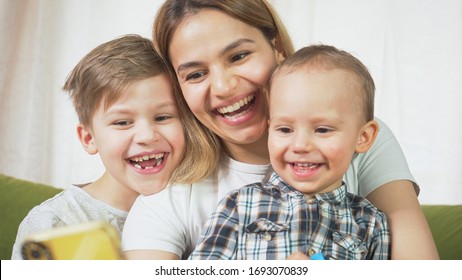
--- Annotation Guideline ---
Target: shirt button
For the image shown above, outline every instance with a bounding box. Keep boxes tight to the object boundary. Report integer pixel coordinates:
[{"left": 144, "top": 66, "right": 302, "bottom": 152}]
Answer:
[
  {"left": 263, "top": 232, "right": 272, "bottom": 241},
  {"left": 308, "top": 249, "right": 316, "bottom": 256}
]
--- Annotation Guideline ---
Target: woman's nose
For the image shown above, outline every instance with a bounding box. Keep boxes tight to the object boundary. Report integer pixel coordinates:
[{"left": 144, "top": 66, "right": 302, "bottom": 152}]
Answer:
[{"left": 210, "top": 66, "right": 238, "bottom": 97}]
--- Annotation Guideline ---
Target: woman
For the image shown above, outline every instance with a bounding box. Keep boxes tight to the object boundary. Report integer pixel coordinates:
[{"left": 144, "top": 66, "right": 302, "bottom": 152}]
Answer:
[{"left": 122, "top": 0, "right": 438, "bottom": 260}]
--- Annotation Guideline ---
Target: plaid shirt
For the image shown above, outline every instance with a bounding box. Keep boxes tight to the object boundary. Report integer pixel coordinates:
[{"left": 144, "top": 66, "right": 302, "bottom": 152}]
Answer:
[{"left": 189, "top": 172, "right": 390, "bottom": 260}]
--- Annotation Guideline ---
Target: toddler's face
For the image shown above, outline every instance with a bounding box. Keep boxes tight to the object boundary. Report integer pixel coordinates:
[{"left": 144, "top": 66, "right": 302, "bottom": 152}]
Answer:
[
  {"left": 88, "top": 74, "right": 185, "bottom": 195},
  {"left": 268, "top": 68, "right": 364, "bottom": 197}
]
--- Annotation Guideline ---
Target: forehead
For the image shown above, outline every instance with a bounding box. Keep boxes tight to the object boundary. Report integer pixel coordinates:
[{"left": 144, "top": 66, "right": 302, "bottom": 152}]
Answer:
[
  {"left": 170, "top": 9, "right": 267, "bottom": 58},
  {"left": 102, "top": 74, "right": 174, "bottom": 109},
  {"left": 176, "top": 9, "right": 257, "bottom": 34},
  {"left": 269, "top": 68, "right": 362, "bottom": 114},
  {"left": 272, "top": 66, "right": 359, "bottom": 95}
]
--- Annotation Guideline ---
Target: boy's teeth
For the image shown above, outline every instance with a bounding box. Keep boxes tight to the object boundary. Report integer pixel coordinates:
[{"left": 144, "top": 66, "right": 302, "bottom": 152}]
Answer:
[
  {"left": 295, "top": 163, "right": 320, "bottom": 169},
  {"left": 133, "top": 158, "right": 164, "bottom": 170},
  {"left": 131, "top": 153, "right": 164, "bottom": 162}
]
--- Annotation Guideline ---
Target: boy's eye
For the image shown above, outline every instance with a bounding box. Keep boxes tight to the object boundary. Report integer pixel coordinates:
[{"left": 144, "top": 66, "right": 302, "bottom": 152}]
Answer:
[
  {"left": 315, "top": 127, "right": 331, "bottom": 134},
  {"left": 113, "top": 120, "right": 131, "bottom": 126},
  {"left": 277, "top": 127, "right": 292, "bottom": 134},
  {"left": 155, "top": 115, "right": 172, "bottom": 122}
]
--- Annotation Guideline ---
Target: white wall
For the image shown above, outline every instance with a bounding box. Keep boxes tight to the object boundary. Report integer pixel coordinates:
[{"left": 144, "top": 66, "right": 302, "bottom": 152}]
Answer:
[
  {"left": 1, "top": 0, "right": 461, "bottom": 205},
  {"left": 271, "top": 0, "right": 462, "bottom": 204}
]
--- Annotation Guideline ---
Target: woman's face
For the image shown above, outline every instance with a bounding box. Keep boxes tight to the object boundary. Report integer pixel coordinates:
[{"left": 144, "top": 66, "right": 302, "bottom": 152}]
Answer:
[{"left": 169, "top": 9, "right": 279, "bottom": 155}]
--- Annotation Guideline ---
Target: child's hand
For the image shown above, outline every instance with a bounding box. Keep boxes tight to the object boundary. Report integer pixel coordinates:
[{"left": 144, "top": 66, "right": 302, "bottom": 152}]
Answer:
[{"left": 286, "top": 252, "right": 310, "bottom": 260}]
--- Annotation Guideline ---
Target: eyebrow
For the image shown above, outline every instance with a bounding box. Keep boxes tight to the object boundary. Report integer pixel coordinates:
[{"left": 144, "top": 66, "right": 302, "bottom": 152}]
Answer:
[
  {"left": 106, "top": 100, "right": 176, "bottom": 114},
  {"left": 176, "top": 38, "right": 255, "bottom": 73}
]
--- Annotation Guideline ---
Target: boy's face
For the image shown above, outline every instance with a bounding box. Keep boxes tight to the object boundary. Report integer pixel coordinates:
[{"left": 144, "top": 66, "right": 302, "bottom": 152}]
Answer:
[
  {"left": 268, "top": 68, "right": 365, "bottom": 197},
  {"left": 81, "top": 74, "right": 185, "bottom": 195}
]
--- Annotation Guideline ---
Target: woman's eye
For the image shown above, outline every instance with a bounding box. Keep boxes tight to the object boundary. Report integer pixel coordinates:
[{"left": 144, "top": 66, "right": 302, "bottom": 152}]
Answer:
[
  {"left": 230, "top": 52, "right": 249, "bottom": 63},
  {"left": 185, "top": 71, "right": 206, "bottom": 81}
]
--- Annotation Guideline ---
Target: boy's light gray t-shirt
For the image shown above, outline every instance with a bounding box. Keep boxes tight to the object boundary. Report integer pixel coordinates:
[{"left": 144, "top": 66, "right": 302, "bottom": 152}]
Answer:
[{"left": 11, "top": 185, "right": 127, "bottom": 259}]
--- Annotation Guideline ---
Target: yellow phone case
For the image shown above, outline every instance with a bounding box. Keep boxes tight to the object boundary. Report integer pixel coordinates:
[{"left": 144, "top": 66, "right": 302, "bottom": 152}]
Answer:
[{"left": 21, "top": 221, "right": 122, "bottom": 260}]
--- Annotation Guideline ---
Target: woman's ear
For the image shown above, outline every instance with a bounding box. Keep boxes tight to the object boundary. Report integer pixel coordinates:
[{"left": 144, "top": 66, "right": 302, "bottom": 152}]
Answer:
[
  {"left": 272, "top": 36, "right": 286, "bottom": 64},
  {"left": 77, "top": 123, "right": 98, "bottom": 155},
  {"left": 355, "top": 120, "right": 379, "bottom": 154}
]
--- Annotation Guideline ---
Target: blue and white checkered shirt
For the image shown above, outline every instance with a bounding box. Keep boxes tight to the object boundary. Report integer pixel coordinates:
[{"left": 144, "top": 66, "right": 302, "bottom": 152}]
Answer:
[{"left": 189, "top": 172, "right": 390, "bottom": 260}]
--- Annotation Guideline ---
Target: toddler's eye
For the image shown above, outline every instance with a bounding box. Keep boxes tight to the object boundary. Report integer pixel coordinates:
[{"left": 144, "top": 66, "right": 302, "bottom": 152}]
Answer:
[
  {"left": 315, "top": 127, "right": 331, "bottom": 134},
  {"left": 277, "top": 127, "right": 293, "bottom": 134}
]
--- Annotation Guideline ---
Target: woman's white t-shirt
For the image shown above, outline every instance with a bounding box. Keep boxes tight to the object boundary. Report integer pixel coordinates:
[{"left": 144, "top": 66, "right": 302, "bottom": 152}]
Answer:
[{"left": 121, "top": 118, "right": 417, "bottom": 259}]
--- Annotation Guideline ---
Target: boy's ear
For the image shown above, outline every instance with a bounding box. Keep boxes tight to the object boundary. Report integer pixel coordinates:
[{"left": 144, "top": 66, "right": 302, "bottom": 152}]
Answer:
[
  {"left": 355, "top": 120, "right": 379, "bottom": 154},
  {"left": 76, "top": 123, "right": 98, "bottom": 155}
]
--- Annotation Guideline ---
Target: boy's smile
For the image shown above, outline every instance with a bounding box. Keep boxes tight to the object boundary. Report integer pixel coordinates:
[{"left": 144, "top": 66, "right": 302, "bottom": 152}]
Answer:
[{"left": 127, "top": 152, "right": 166, "bottom": 171}]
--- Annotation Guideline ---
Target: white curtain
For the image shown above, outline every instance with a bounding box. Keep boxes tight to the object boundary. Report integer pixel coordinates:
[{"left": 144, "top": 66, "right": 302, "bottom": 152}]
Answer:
[{"left": 1, "top": 0, "right": 461, "bottom": 204}]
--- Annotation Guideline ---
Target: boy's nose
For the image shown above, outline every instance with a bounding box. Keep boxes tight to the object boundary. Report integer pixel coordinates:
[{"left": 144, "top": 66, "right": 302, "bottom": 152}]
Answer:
[
  {"left": 134, "top": 124, "right": 159, "bottom": 144},
  {"left": 292, "top": 132, "right": 314, "bottom": 153}
]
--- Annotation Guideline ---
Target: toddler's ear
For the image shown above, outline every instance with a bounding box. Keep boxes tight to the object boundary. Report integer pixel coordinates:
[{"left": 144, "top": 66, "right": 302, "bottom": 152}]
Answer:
[
  {"left": 355, "top": 120, "right": 379, "bottom": 154},
  {"left": 77, "top": 124, "right": 98, "bottom": 155}
]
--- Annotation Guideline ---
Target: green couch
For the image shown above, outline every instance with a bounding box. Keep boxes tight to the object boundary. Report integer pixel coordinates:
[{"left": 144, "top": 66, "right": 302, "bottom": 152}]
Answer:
[{"left": 1, "top": 173, "right": 461, "bottom": 260}]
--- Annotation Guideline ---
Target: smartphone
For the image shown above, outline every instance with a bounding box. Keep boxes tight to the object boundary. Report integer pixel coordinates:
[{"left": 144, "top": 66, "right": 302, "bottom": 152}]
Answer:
[{"left": 21, "top": 221, "right": 122, "bottom": 260}]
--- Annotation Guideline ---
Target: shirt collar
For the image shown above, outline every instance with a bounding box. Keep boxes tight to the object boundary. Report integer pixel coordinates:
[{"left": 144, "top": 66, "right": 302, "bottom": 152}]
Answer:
[{"left": 268, "top": 172, "right": 346, "bottom": 204}]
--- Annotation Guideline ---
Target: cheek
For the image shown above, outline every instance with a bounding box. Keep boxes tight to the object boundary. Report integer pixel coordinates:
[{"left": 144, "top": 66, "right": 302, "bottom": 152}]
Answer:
[
  {"left": 94, "top": 131, "right": 123, "bottom": 152},
  {"left": 268, "top": 135, "right": 286, "bottom": 160},
  {"left": 180, "top": 84, "right": 207, "bottom": 116},
  {"left": 243, "top": 56, "right": 277, "bottom": 88},
  {"left": 324, "top": 141, "right": 354, "bottom": 167},
  {"left": 169, "top": 124, "right": 187, "bottom": 153}
]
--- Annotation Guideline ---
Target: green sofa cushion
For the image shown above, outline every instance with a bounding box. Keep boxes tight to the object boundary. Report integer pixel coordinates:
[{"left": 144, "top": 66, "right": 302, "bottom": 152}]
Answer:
[
  {"left": 0, "top": 174, "right": 61, "bottom": 260},
  {"left": 1, "top": 173, "right": 461, "bottom": 260},
  {"left": 422, "top": 205, "right": 462, "bottom": 260}
]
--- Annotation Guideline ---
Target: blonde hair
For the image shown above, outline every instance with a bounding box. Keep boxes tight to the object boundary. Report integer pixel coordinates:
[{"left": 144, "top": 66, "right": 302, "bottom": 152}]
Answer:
[
  {"left": 152, "top": 0, "right": 295, "bottom": 179},
  {"left": 271, "top": 44, "right": 375, "bottom": 122},
  {"left": 64, "top": 34, "right": 164, "bottom": 127},
  {"left": 63, "top": 34, "right": 219, "bottom": 184}
]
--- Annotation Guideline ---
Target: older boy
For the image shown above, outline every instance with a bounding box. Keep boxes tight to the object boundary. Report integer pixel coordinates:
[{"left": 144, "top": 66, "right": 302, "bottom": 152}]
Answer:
[{"left": 11, "top": 34, "right": 216, "bottom": 259}]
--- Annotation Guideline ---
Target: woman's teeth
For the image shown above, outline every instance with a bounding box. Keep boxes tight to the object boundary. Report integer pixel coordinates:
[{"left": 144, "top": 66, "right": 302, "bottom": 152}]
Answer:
[{"left": 217, "top": 93, "right": 255, "bottom": 114}]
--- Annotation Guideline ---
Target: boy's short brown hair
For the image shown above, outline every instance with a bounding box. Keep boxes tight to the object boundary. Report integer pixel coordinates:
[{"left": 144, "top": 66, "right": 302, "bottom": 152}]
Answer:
[
  {"left": 271, "top": 44, "right": 375, "bottom": 123},
  {"left": 63, "top": 34, "right": 165, "bottom": 127}
]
